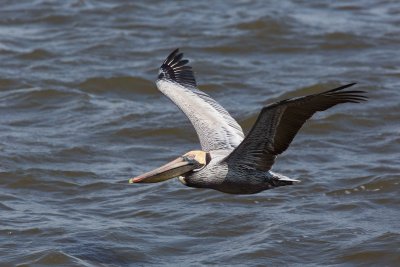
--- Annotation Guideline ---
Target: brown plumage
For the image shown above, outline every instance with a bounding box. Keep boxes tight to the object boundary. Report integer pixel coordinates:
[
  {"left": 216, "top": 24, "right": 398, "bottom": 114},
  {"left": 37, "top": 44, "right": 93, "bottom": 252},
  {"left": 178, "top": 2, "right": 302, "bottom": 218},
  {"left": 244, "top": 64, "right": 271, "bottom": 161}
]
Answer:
[
  {"left": 225, "top": 83, "right": 367, "bottom": 172},
  {"left": 130, "top": 49, "right": 367, "bottom": 194}
]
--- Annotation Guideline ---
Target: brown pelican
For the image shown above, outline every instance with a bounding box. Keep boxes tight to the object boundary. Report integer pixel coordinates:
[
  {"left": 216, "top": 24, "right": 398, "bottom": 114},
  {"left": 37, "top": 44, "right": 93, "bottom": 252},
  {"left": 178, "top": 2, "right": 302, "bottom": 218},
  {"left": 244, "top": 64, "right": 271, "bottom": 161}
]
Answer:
[{"left": 129, "top": 49, "right": 367, "bottom": 194}]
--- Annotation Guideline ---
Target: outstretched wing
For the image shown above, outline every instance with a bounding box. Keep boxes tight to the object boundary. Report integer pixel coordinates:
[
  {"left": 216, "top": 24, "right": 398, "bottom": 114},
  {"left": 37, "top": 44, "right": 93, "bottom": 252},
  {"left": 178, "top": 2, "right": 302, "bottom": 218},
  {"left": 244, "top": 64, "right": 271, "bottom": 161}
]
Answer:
[
  {"left": 224, "top": 83, "right": 367, "bottom": 171},
  {"left": 156, "top": 49, "right": 244, "bottom": 152}
]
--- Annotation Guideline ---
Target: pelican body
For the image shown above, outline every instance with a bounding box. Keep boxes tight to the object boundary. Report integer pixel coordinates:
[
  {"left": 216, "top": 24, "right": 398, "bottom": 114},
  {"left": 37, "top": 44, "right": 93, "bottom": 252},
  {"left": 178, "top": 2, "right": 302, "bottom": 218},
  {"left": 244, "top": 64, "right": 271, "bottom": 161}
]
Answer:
[{"left": 130, "top": 49, "right": 367, "bottom": 194}]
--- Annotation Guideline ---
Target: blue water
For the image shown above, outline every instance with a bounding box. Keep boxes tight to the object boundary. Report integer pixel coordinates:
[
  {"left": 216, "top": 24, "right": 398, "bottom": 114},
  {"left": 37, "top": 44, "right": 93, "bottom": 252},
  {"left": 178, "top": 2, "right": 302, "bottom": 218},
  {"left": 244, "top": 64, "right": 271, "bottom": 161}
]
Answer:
[{"left": 0, "top": 1, "right": 399, "bottom": 266}]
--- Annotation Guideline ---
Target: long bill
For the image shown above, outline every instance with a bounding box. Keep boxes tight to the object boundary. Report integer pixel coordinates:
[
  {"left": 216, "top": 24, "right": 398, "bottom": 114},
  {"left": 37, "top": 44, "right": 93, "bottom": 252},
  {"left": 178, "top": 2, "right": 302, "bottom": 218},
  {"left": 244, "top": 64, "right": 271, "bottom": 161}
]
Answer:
[{"left": 129, "top": 156, "right": 197, "bottom": 183}]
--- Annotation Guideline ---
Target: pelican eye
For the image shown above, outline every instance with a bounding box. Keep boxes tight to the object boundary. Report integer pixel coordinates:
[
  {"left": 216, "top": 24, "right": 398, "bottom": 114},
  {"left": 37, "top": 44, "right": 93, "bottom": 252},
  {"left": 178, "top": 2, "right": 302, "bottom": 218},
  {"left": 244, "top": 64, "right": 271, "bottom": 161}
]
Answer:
[
  {"left": 183, "top": 155, "right": 196, "bottom": 163},
  {"left": 183, "top": 155, "right": 204, "bottom": 171}
]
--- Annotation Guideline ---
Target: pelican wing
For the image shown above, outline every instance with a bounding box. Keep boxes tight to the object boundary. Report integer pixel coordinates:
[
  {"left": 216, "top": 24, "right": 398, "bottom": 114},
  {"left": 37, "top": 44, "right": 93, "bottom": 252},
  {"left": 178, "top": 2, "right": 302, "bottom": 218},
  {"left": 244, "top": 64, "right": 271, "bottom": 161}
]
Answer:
[
  {"left": 156, "top": 49, "right": 244, "bottom": 151},
  {"left": 224, "top": 83, "right": 367, "bottom": 171}
]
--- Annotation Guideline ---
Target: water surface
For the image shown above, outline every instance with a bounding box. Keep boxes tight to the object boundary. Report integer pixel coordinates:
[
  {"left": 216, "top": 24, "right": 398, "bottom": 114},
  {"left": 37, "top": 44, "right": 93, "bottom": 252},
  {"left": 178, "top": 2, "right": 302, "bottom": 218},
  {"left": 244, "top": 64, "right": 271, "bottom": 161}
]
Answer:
[{"left": 0, "top": 1, "right": 399, "bottom": 266}]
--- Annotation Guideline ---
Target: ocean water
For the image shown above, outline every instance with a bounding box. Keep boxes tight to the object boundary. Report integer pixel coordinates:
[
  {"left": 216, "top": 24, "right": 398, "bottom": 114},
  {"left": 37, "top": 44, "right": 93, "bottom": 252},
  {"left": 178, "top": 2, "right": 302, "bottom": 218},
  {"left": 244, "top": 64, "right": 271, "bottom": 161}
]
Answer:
[{"left": 0, "top": 0, "right": 399, "bottom": 266}]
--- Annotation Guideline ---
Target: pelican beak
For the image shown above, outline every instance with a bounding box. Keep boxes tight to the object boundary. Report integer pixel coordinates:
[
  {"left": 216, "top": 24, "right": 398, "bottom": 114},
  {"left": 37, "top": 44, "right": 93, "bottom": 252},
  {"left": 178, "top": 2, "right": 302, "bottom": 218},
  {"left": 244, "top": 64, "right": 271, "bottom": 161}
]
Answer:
[{"left": 129, "top": 156, "right": 199, "bottom": 183}]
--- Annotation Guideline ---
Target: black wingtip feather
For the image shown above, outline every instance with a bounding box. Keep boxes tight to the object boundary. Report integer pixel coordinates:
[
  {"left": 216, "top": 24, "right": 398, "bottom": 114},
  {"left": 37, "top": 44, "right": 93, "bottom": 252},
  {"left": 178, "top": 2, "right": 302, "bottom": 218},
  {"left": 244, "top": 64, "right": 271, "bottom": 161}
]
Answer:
[
  {"left": 158, "top": 48, "right": 197, "bottom": 87},
  {"left": 323, "top": 84, "right": 368, "bottom": 103},
  {"left": 325, "top": 82, "right": 356, "bottom": 93}
]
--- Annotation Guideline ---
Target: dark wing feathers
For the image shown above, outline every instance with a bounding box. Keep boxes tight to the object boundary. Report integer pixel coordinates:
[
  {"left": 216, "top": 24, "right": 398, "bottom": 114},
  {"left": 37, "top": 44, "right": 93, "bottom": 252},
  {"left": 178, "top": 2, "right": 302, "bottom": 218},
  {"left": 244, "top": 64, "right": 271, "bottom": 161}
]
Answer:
[
  {"left": 158, "top": 48, "right": 197, "bottom": 87},
  {"left": 224, "top": 83, "right": 367, "bottom": 171}
]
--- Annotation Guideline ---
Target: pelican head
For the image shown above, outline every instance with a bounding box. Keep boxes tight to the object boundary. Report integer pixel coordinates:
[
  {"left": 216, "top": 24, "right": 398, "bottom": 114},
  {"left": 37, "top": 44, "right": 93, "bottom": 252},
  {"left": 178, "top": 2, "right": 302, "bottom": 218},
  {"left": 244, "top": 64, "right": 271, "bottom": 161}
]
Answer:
[{"left": 129, "top": 150, "right": 208, "bottom": 184}]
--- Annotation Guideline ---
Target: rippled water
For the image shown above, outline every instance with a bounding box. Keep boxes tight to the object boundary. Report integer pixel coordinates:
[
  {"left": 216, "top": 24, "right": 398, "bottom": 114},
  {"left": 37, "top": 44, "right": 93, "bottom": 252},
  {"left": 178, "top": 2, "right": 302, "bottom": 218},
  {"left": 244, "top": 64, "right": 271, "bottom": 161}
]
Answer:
[{"left": 1, "top": 1, "right": 399, "bottom": 266}]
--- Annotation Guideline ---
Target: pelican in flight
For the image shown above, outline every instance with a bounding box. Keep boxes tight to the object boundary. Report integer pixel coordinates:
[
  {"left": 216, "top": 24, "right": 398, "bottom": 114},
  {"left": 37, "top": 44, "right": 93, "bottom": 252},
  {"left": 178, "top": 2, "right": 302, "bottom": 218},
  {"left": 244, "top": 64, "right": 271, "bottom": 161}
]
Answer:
[{"left": 129, "top": 49, "right": 367, "bottom": 194}]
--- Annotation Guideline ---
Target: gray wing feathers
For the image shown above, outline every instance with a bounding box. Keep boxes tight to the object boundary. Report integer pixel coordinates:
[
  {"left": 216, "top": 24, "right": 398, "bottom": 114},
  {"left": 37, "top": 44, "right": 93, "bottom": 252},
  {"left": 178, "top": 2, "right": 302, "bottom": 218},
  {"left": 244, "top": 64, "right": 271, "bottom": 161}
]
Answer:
[
  {"left": 225, "top": 83, "right": 367, "bottom": 171},
  {"left": 156, "top": 49, "right": 244, "bottom": 151},
  {"left": 188, "top": 86, "right": 243, "bottom": 135}
]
